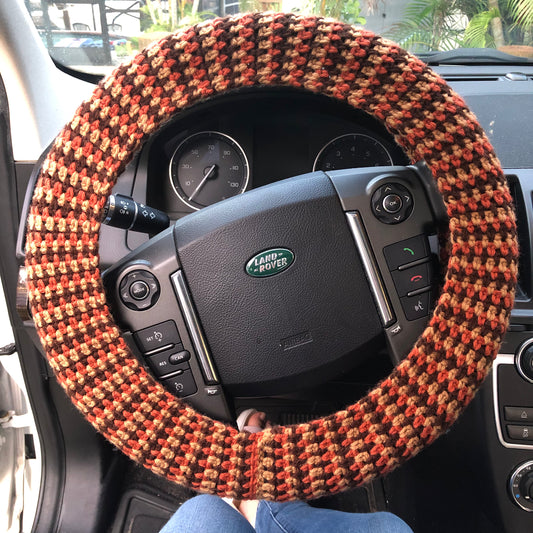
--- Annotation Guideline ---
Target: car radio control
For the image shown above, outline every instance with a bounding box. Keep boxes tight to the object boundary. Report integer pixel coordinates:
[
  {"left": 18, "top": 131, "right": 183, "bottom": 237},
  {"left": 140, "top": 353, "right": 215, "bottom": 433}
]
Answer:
[
  {"left": 129, "top": 280, "right": 150, "bottom": 300},
  {"left": 371, "top": 183, "right": 413, "bottom": 224},
  {"left": 382, "top": 193, "right": 403, "bottom": 213},
  {"left": 119, "top": 270, "right": 160, "bottom": 311}
]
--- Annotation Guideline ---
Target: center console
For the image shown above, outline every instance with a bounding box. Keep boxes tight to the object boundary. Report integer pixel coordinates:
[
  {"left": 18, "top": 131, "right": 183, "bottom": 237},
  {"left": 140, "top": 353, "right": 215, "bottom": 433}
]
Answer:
[{"left": 483, "top": 170, "right": 533, "bottom": 527}]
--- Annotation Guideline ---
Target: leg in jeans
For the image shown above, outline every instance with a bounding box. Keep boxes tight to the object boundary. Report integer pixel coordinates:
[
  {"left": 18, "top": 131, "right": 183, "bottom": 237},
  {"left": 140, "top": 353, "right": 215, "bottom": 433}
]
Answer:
[
  {"left": 255, "top": 501, "right": 414, "bottom": 533},
  {"left": 159, "top": 494, "right": 255, "bottom": 533}
]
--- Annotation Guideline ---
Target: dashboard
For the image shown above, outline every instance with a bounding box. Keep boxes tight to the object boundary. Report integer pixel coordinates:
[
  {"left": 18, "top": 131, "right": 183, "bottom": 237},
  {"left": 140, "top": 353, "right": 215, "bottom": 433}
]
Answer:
[
  {"left": 145, "top": 89, "right": 406, "bottom": 212},
  {"left": 101, "top": 89, "right": 408, "bottom": 262}
]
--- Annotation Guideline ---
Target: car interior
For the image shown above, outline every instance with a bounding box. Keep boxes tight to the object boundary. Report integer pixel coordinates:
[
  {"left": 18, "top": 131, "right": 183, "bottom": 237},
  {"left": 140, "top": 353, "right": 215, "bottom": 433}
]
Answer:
[{"left": 1, "top": 1, "right": 533, "bottom": 532}]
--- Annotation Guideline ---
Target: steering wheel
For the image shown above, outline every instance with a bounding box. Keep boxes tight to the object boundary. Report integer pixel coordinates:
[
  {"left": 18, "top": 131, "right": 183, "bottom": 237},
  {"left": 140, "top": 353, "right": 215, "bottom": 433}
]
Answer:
[{"left": 25, "top": 13, "right": 518, "bottom": 501}]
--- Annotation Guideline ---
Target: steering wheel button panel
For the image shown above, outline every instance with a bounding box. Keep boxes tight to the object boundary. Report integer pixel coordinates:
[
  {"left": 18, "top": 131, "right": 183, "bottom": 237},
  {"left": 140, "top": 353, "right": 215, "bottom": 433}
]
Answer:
[
  {"left": 162, "top": 370, "right": 198, "bottom": 398},
  {"left": 383, "top": 235, "right": 430, "bottom": 271},
  {"left": 103, "top": 235, "right": 232, "bottom": 420},
  {"left": 371, "top": 183, "right": 413, "bottom": 224},
  {"left": 391, "top": 263, "right": 432, "bottom": 297},
  {"left": 119, "top": 270, "right": 160, "bottom": 311},
  {"left": 400, "top": 291, "right": 430, "bottom": 321},
  {"left": 134, "top": 320, "right": 181, "bottom": 354}
]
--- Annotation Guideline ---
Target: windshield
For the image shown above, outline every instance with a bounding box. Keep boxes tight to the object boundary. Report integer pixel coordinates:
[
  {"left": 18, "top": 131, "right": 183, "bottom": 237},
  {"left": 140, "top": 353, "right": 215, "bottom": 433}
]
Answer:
[{"left": 25, "top": 0, "right": 533, "bottom": 76}]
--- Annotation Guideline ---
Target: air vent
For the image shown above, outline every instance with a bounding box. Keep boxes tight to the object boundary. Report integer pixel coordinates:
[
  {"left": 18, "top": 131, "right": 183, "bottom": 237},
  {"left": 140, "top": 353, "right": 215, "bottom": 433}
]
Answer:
[
  {"left": 505, "top": 72, "right": 529, "bottom": 81},
  {"left": 507, "top": 175, "right": 531, "bottom": 300},
  {"left": 443, "top": 76, "right": 500, "bottom": 82},
  {"left": 442, "top": 73, "right": 533, "bottom": 82}
]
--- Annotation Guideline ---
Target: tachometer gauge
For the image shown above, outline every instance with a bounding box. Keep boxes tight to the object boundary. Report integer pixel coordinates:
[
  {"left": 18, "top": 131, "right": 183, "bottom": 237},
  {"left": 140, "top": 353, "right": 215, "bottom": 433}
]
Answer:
[
  {"left": 169, "top": 131, "right": 249, "bottom": 210},
  {"left": 313, "top": 133, "right": 393, "bottom": 171}
]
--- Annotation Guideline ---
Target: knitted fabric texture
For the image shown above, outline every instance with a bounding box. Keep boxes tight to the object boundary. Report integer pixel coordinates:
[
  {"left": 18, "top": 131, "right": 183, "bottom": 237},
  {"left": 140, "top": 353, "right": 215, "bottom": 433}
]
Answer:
[{"left": 25, "top": 13, "right": 518, "bottom": 501}]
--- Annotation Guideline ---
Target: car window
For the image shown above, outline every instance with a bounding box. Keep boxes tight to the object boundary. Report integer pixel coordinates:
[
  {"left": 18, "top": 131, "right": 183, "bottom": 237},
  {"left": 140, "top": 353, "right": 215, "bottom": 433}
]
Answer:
[{"left": 24, "top": 0, "right": 533, "bottom": 77}]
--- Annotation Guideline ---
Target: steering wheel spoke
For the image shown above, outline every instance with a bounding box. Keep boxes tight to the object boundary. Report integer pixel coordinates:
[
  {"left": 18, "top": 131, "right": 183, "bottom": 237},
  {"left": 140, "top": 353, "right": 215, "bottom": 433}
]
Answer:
[
  {"left": 103, "top": 229, "right": 233, "bottom": 421},
  {"left": 328, "top": 164, "right": 446, "bottom": 362}
]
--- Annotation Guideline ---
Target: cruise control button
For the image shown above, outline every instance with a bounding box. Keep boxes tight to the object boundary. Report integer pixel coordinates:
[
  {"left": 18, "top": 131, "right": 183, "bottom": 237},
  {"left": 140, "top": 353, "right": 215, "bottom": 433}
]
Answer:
[
  {"left": 507, "top": 425, "right": 533, "bottom": 441},
  {"left": 162, "top": 370, "right": 197, "bottom": 398},
  {"left": 400, "top": 291, "right": 430, "bottom": 321},
  {"left": 134, "top": 320, "right": 181, "bottom": 354},
  {"left": 392, "top": 262, "right": 431, "bottom": 297},
  {"left": 384, "top": 235, "right": 429, "bottom": 270},
  {"left": 146, "top": 351, "right": 190, "bottom": 377},
  {"left": 169, "top": 350, "right": 191, "bottom": 365}
]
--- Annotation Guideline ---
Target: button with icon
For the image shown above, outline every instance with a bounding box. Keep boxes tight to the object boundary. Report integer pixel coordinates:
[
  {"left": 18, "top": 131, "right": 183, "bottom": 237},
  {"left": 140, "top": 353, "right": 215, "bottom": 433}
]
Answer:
[
  {"left": 382, "top": 193, "right": 403, "bottom": 213},
  {"left": 134, "top": 320, "right": 181, "bottom": 354},
  {"left": 383, "top": 235, "right": 429, "bottom": 270},
  {"left": 504, "top": 406, "right": 533, "bottom": 422},
  {"left": 162, "top": 370, "right": 197, "bottom": 398},
  {"left": 392, "top": 262, "right": 432, "bottom": 296},
  {"left": 400, "top": 291, "right": 430, "bottom": 321},
  {"left": 507, "top": 425, "right": 533, "bottom": 441},
  {"left": 146, "top": 350, "right": 190, "bottom": 377}
]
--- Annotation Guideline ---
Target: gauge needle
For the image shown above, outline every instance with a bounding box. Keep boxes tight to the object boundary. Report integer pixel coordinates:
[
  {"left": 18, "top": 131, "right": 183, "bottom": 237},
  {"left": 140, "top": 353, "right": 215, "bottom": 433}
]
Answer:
[{"left": 189, "top": 164, "right": 217, "bottom": 202}]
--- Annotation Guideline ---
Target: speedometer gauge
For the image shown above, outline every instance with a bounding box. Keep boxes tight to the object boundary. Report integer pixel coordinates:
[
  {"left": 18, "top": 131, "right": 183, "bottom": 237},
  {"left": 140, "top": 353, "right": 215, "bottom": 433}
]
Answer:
[
  {"left": 169, "top": 131, "right": 249, "bottom": 210},
  {"left": 313, "top": 133, "right": 393, "bottom": 171}
]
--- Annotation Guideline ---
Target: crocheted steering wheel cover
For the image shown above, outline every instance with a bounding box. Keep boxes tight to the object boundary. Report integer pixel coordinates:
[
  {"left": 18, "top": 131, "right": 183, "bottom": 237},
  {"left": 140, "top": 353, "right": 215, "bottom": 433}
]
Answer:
[{"left": 25, "top": 13, "right": 517, "bottom": 501}]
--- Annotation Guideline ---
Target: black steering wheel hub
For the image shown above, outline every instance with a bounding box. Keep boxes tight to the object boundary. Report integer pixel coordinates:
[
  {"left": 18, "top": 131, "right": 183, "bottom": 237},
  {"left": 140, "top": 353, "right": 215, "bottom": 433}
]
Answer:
[
  {"left": 174, "top": 171, "right": 382, "bottom": 395},
  {"left": 104, "top": 162, "right": 440, "bottom": 413}
]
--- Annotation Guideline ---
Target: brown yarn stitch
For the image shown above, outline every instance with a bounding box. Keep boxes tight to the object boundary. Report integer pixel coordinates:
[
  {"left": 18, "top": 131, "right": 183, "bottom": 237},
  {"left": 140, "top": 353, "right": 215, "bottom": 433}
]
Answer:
[{"left": 25, "top": 13, "right": 518, "bottom": 501}]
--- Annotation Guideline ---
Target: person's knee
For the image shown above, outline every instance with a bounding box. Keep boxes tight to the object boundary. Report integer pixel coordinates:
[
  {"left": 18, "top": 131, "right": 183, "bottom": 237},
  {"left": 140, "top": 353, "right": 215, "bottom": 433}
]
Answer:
[
  {"left": 176, "top": 494, "right": 221, "bottom": 519},
  {"left": 160, "top": 495, "right": 232, "bottom": 533},
  {"left": 371, "top": 511, "right": 413, "bottom": 533}
]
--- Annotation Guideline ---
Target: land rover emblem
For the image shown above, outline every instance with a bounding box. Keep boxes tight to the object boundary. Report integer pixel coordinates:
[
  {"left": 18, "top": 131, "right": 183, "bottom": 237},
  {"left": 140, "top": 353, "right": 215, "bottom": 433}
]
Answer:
[{"left": 245, "top": 248, "right": 294, "bottom": 278}]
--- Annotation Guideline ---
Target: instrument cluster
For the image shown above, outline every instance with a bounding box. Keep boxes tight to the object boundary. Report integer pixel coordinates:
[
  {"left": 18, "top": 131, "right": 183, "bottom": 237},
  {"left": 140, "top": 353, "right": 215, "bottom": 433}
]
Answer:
[{"left": 139, "top": 89, "right": 408, "bottom": 218}]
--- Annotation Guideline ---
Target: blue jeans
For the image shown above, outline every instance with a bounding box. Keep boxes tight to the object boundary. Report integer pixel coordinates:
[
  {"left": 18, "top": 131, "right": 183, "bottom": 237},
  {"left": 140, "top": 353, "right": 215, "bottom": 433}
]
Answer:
[{"left": 159, "top": 494, "right": 414, "bottom": 533}]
